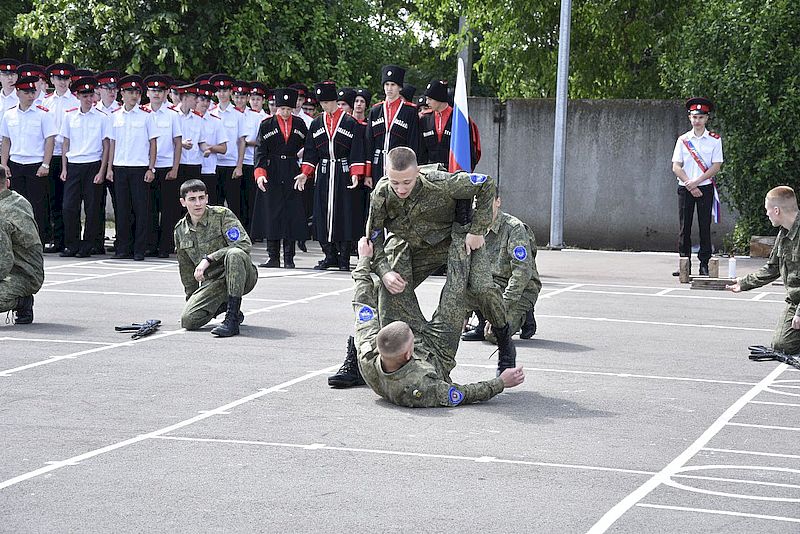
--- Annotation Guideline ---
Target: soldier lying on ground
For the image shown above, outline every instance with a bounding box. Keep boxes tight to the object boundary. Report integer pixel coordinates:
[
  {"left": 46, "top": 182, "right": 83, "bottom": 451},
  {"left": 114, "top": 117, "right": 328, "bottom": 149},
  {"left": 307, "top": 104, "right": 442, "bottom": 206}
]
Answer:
[
  {"left": 351, "top": 235, "right": 524, "bottom": 408},
  {"left": 174, "top": 179, "right": 258, "bottom": 337}
]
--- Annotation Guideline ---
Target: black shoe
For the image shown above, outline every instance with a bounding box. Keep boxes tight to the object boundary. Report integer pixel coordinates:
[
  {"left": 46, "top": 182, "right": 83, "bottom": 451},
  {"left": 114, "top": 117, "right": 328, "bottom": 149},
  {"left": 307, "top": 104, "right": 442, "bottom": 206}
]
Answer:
[
  {"left": 313, "top": 258, "right": 336, "bottom": 270},
  {"left": 213, "top": 301, "right": 244, "bottom": 325},
  {"left": 338, "top": 260, "right": 350, "bottom": 271},
  {"left": 259, "top": 258, "right": 281, "bottom": 268},
  {"left": 495, "top": 323, "right": 517, "bottom": 376},
  {"left": 133, "top": 254, "right": 145, "bottom": 261},
  {"left": 75, "top": 250, "right": 91, "bottom": 258},
  {"left": 699, "top": 263, "right": 709, "bottom": 276},
  {"left": 297, "top": 240, "right": 307, "bottom": 252},
  {"left": 144, "top": 249, "right": 159, "bottom": 257},
  {"left": 112, "top": 253, "right": 133, "bottom": 260},
  {"left": 157, "top": 252, "right": 170, "bottom": 258},
  {"left": 91, "top": 246, "right": 106, "bottom": 255},
  {"left": 520, "top": 310, "right": 537, "bottom": 339},
  {"left": 211, "top": 297, "right": 242, "bottom": 337},
  {"left": 328, "top": 336, "right": 365, "bottom": 388},
  {"left": 59, "top": 248, "right": 77, "bottom": 257},
  {"left": 461, "top": 327, "right": 485, "bottom": 341},
  {"left": 44, "top": 244, "right": 64, "bottom": 254},
  {"left": 14, "top": 295, "right": 34, "bottom": 324},
  {"left": 283, "top": 258, "right": 295, "bottom": 269}
]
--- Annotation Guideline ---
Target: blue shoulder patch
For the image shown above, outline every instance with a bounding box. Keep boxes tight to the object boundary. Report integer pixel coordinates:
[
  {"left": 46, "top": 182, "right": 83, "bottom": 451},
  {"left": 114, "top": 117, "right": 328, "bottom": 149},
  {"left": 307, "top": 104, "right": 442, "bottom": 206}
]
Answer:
[
  {"left": 226, "top": 227, "right": 240, "bottom": 241},
  {"left": 370, "top": 228, "right": 382, "bottom": 242},
  {"left": 513, "top": 245, "right": 528, "bottom": 261},
  {"left": 448, "top": 386, "right": 464, "bottom": 406},
  {"left": 357, "top": 305, "right": 375, "bottom": 323},
  {"left": 469, "top": 173, "right": 487, "bottom": 185}
]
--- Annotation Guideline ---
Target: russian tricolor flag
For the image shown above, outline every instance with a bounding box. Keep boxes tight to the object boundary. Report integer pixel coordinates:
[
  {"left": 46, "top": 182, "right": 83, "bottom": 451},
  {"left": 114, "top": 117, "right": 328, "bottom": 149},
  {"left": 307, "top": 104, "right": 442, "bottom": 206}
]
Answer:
[{"left": 448, "top": 58, "right": 471, "bottom": 173}]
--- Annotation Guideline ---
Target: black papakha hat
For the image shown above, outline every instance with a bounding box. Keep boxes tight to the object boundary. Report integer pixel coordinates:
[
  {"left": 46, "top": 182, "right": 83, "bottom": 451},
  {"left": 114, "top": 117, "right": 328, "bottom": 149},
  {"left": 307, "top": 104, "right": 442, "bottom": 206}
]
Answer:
[
  {"left": 274, "top": 87, "right": 298, "bottom": 108},
  {"left": 381, "top": 65, "right": 405, "bottom": 85}
]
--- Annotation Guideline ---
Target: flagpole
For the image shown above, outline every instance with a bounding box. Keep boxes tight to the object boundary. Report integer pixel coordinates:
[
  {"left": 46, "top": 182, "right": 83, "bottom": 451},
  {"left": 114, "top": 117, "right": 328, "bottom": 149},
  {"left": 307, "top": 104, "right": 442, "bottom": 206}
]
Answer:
[{"left": 549, "top": 0, "right": 572, "bottom": 250}]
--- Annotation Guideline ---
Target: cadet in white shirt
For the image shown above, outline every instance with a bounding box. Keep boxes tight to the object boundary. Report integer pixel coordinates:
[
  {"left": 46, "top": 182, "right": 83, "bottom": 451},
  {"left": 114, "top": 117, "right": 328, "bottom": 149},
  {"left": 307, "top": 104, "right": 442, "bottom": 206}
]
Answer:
[
  {"left": 92, "top": 70, "right": 122, "bottom": 254},
  {"left": 15, "top": 64, "right": 48, "bottom": 108},
  {"left": 0, "top": 76, "right": 57, "bottom": 243},
  {"left": 143, "top": 74, "right": 182, "bottom": 258},
  {"left": 195, "top": 83, "right": 228, "bottom": 205},
  {"left": 0, "top": 59, "right": 20, "bottom": 114},
  {"left": 209, "top": 74, "right": 245, "bottom": 218},
  {"left": 59, "top": 76, "right": 112, "bottom": 258},
  {"left": 42, "top": 62, "right": 80, "bottom": 253},
  {"left": 240, "top": 81, "right": 268, "bottom": 232},
  {"left": 106, "top": 75, "right": 157, "bottom": 260}
]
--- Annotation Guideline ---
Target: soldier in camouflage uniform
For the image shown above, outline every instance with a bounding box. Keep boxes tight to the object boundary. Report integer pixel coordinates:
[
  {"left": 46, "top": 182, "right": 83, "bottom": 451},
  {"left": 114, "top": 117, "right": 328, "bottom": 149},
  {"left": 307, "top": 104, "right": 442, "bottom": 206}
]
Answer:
[
  {"left": 0, "top": 177, "right": 44, "bottom": 324},
  {"left": 328, "top": 147, "right": 518, "bottom": 388},
  {"left": 728, "top": 186, "right": 800, "bottom": 354},
  {"left": 463, "top": 195, "right": 542, "bottom": 342},
  {"left": 174, "top": 179, "right": 258, "bottom": 337},
  {"left": 352, "top": 236, "right": 525, "bottom": 407}
]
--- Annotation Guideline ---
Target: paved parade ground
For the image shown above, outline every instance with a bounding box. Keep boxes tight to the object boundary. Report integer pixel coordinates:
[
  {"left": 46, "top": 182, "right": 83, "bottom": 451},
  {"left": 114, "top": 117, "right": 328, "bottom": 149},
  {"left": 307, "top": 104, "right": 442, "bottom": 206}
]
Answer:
[{"left": 1, "top": 246, "right": 798, "bottom": 533}]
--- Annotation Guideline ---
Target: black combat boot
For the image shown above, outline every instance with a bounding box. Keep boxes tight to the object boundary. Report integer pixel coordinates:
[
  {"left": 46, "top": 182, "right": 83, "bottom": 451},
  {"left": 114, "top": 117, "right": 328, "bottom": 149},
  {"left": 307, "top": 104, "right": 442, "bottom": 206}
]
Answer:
[
  {"left": 211, "top": 297, "right": 242, "bottom": 337},
  {"left": 337, "top": 241, "right": 351, "bottom": 271},
  {"left": 494, "top": 322, "right": 517, "bottom": 376},
  {"left": 213, "top": 300, "right": 244, "bottom": 325},
  {"left": 461, "top": 311, "right": 486, "bottom": 341},
  {"left": 314, "top": 243, "right": 337, "bottom": 270},
  {"left": 259, "top": 240, "right": 281, "bottom": 268},
  {"left": 328, "top": 335, "right": 365, "bottom": 388},
  {"left": 520, "top": 309, "right": 537, "bottom": 339},
  {"left": 14, "top": 295, "right": 34, "bottom": 324},
  {"left": 282, "top": 239, "right": 296, "bottom": 268}
]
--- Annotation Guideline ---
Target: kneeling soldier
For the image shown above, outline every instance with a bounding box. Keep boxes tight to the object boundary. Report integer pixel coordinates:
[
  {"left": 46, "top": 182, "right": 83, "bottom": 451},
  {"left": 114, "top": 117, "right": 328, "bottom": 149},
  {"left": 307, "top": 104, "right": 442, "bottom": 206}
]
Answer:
[{"left": 174, "top": 179, "right": 258, "bottom": 337}]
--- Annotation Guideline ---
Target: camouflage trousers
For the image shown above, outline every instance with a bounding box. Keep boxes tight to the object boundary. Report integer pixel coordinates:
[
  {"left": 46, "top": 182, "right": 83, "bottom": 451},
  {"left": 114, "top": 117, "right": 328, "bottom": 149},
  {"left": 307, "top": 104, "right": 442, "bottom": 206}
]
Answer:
[
  {"left": 466, "top": 286, "right": 539, "bottom": 335},
  {"left": 181, "top": 247, "right": 258, "bottom": 330},
  {"left": 771, "top": 301, "right": 800, "bottom": 355},
  {"left": 0, "top": 274, "right": 41, "bottom": 312}
]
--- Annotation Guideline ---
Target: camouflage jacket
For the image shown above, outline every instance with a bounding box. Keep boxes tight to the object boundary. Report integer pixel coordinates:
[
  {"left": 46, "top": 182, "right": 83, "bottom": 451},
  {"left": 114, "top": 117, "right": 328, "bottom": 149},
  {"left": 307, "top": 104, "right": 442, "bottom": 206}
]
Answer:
[
  {"left": 366, "top": 164, "right": 496, "bottom": 278},
  {"left": 0, "top": 189, "right": 44, "bottom": 290},
  {"left": 485, "top": 211, "right": 542, "bottom": 303},
  {"left": 351, "top": 256, "right": 505, "bottom": 408},
  {"left": 174, "top": 205, "right": 253, "bottom": 298},
  {"left": 740, "top": 213, "right": 800, "bottom": 304}
]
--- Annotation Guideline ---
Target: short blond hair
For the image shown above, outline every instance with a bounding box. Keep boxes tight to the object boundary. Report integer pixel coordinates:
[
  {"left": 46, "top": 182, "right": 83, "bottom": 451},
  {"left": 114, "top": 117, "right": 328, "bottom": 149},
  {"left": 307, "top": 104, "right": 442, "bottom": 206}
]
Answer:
[
  {"left": 766, "top": 186, "right": 798, "bottom": 211},
  {"left": 376, "top": 321, "right": 413, "bottom": 358},
  {"left": 386, "top": 147, "right": 418, "bottom": 172}
]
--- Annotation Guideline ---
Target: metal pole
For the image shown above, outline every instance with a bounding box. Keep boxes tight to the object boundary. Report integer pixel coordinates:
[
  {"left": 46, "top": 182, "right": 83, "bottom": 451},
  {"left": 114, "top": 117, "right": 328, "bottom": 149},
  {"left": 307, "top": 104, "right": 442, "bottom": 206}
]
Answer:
[
  {"left": 458, "top": 16, "right": 473, "bottom": 95},
  {"left": 548, "top": 0, "right": 572, "bottom": 249}
]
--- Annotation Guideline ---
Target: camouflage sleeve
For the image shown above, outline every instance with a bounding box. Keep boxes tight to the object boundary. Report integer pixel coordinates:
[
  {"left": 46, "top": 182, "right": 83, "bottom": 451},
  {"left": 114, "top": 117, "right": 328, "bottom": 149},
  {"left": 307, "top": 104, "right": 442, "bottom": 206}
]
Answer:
[
  {"left": 410, "top": 377, "right": 506, "bottom": 407},
  {"left": 207, "top": 209, "right": 252, "bottom": 262},
  {"left": 175, "top": 245, "right": 199, "bottom": 298},
  {"left": 503, "top": 223, "right": 535, "bottom": 304},
  {"left": 365, "top": 186, "right": 391, "bottom": 279},
  {"left": 352, "top": 256, "right": 381, "bottom": 366},
  {"left": 739, "top": 241, "right": 780, "bottom": 291},
  {"left": 445, "top": 171, "right": 496, "bottom": 235},
  {"left": 0, "top": 223, "right": 13, "bottom": 279}
]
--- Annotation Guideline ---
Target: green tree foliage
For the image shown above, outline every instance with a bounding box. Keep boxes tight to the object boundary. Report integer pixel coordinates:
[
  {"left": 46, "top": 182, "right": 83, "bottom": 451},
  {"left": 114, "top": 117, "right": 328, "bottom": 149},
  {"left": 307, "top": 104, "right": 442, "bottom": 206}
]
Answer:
[
  {"left": 0, "top": 0, "right": 33, "bottom": 58},
  {"left": 410, "top": 0, "right": 682, "bottom": 99},
  {"left": 660, "top": 0, "right": 800, "bottom": 247}
]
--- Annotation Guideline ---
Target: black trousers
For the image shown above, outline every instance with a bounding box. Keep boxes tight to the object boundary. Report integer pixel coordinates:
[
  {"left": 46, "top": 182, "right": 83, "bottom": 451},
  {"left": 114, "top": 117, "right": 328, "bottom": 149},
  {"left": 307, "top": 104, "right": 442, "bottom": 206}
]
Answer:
[
  {"left": 147, "top": 167, "right": 171, "bottom": 253},
  {"left": 113, "top": 166, "right": 150, "bottom": 256},
  {"left": 47, "top": 157, "right": 65, "bottom": 248},
  {"left": 63, "top": 161, "right": 103, "bottom": 254},
  {"left": 156, "top": 163, "right": 202, "bottom": 254},
  {"left": 216, "top": 165, "right": 241, "bottom": 218},
  {"left": 240, "top": 164, "right": 256, "bottom": 233},
  {"left": 201, "top": 173, "right": 219, "bottom": 205},
  {"left": 678, "top": 183, "right": 713, "bottom": 263},
  {"left": 96, "top": 179, "right": 117, "bottom": 251},
  {"left": 9, "top": 161, "right": 48, "bottom": 243}
]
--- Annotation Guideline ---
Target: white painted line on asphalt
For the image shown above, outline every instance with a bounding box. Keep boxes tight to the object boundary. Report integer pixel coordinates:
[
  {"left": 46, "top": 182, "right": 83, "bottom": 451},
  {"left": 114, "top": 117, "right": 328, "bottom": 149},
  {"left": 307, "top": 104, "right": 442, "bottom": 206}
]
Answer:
[
  {"left": 655, "top": 289, "right": 673, "bottom": 296},
  {"left": 750, "top": 400, "right": 800, "bottom": 408},
  {"left": 727, "top": 422, "right": 800, "bottom": 432},
  {"left": 570, "top": 288, "right": 778, "bottom": 303},
  {"left": 675, "top": 473, "right": 800, "bottom": 491},
  {"left": 0, "top": 287, "right": 353, "bottom": 378},
  {"left": 152, "top": 435, "right": 655, "bottom": 476},
  {"left": 666, "top": 465, "right": 800, "bottom": 502},
  {"left": 40, "top": 288, "right": 293, "bottom": 303},
  {"left": 763, "top": 385, "right": 800, "bottom": 398},
  {"left": 634, "top": 503, "right": 800, "bottom": 524},
  {"left": 0, "top": 337, "right": 113, "bottom": 346},
  {"left": 42, "top": 262, "right": 178, "bottom": 288},
  {"left": 586, "top": 363, "right": 787, "bottom": 533},
  {"left": 539, "top": 283, "right": 582, "bottom": 299},
  {"left": 0, "top": 364, "right": 338, "bottom": 491},
  {"left": 537, "top": 314, "right": 772, "bottom": 332},
  {"left": 457, "top": 364, "right": 757, "bottom": 386},
  {"left": 750, "top": 292, "right": 770, "bottom": 301},
  {"left": 703, "top": 447, "right": 800, "bottom": 460}
]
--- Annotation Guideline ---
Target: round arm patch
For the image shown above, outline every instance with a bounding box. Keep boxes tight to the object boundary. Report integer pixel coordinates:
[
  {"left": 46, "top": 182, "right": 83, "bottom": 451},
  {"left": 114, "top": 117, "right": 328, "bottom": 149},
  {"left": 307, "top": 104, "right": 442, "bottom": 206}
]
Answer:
[
  {"left": 469, "top": 173, "right": 487, "bottom": 185},
  {"left": 513, "top": 245, "right": 528, "bottom": 261},
  {"left": 357, "top": 305, "right": 375, "bottom": 322},
  {"left": 226, "top": 227, "right": 241, "bottom": 241},
  {"left": 447, "top": 386, "right": 465, "bottom": 406}
]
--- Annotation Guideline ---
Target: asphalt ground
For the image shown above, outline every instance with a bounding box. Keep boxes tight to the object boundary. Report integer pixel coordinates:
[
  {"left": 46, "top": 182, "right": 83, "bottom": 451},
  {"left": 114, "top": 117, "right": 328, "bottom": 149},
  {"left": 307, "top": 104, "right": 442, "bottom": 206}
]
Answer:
[{"left": 1, "top": 245, "right": 798, "bottom": 533}]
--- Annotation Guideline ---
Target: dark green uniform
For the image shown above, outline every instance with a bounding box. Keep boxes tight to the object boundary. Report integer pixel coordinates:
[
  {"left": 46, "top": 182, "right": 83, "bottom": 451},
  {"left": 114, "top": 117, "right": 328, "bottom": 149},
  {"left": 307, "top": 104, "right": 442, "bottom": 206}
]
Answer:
[
  {"left": 739, "top": 213, "right": 800, "bottom": 354},
  {"left": 352, "top": 233, "right": 505, "bottom": 408},
  {"left": 367, "top": 164, "right": 506, "bottom": 328},
  {"left": 467, "top": 210, "right": 542, "bottom": 334},
  {"left": 174, "top": 205, "right": 258, "bottom": 329},
  {"left": 0, "top": 189, "right": 44, "bottom": 312}
]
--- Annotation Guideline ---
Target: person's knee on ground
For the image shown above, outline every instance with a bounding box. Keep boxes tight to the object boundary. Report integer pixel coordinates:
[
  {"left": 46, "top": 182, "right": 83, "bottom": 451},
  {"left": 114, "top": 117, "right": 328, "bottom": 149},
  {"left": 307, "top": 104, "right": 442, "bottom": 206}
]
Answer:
[{"left": 181, "top": 307, "right": 214, "bottom": 330}]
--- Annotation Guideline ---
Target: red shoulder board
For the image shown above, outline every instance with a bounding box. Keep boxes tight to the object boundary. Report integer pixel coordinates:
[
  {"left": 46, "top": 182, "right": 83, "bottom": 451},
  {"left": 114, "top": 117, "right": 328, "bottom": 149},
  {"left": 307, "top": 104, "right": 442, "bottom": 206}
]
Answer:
[
  {"left": 168, "top": 104, "right": 180, "bottom": 112},
  {"left": 65, "top": 107, "right": 78, "bottom": 113},
  {"left": 45, "top": 92, "right": 53, "bottom": 97},
  {"left": 235, "top": 106, "right": 245, "bottom": 113},
  {"left": 36, "top": 105, "right": 50, "bottom": 112},
  {"left": 139, "top": 105, "right": 152, "bottom": 113},
  {"left": 709, "top": 131, "right": 721, "bottom": 139},
  {"left": 192, "top": 110, "right": 203, "bottom": 117},
  {"left": 111, "top": 107, "right": 122, "bottom": 113}
]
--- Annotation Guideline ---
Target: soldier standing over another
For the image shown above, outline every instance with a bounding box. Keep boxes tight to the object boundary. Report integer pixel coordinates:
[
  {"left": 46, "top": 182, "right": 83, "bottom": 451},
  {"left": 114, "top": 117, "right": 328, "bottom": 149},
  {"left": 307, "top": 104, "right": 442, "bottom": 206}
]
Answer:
[
  {"left": 174, "top": 179, "right": 258, "bottom": 337},
  {"left": 672, "top": 97, "right": 723, "bottom": 277},
  {"left": 0, "top": 176, "right": 44, "bottom": 324},
  {"left": 351, "top": 236, "right": 525, "bottom": 408}
]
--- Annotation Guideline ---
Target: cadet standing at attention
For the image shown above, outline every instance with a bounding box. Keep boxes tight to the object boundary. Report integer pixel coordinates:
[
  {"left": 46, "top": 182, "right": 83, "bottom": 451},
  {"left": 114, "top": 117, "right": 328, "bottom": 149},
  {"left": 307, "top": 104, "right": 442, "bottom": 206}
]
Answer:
[
  {"left": 174, "top": 179, "right": 258, "bottom": 337},
  {"left": 0, "top": 175, "right": 44, "bottom": 324}
]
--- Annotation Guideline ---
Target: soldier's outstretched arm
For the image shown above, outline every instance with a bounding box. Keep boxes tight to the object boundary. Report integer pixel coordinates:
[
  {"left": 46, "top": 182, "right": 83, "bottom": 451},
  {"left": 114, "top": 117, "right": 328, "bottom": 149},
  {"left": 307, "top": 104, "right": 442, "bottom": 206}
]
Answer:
[
  {"left": 445, "top": 171, "right": 496, "bottom": 236},
  {"left": 739, "top": 241, "right": 781, "bottom": 292},
  {"left": 365, "top": 187, "right": 392, "bottom": 278}
]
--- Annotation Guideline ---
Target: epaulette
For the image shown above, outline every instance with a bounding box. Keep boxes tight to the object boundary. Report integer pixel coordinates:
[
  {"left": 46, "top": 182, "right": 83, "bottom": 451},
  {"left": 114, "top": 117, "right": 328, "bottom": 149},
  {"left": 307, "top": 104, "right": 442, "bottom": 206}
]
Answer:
[
  {"left": 45, "top": 92, "right": 53, "bottom": 97},
  {"left": 111, "top": 107, "right": 122, "bottom": 113},
  {"left": 192, "top": 110, "right": 203, "bottom": 117},
  {"left": 709, "top": 131, "right": 721, "bottom": 139},
  {"left": 139, "top": 105, "right": 152, "bottom": 113},
  {"left": 65, "top": 107, "right": 78, "bottom": 113},
  {"left": 235, "top": 106, "right": 245, "bottom": 113},
  {"left": 36, "top": 105, "right": 49, "bottom": 112},
  {"left": 168, "top": 104, "right": 180, "bottom": 112}
]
